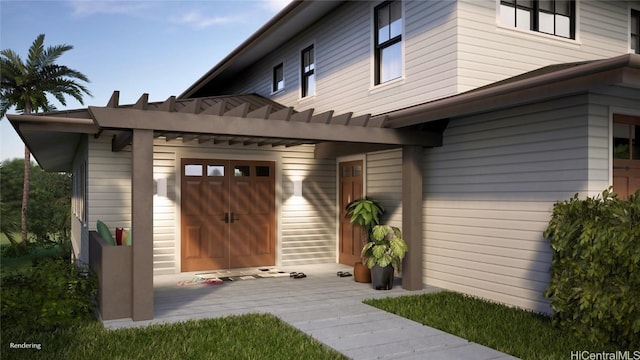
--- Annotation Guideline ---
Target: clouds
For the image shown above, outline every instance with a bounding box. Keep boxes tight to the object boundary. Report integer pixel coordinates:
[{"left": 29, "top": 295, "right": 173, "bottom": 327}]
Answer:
[
  {"left": 170, "top": 11, "right": 239, "bottom": 30},
  {"left": 261, "top": 0, "right": 293, "bottom": 12},
  {"left": 67, "top": 0, "right": 152, "bottom": 17},
  {"left": 64, "top": 0, "right": 291, "bottom": 30}
]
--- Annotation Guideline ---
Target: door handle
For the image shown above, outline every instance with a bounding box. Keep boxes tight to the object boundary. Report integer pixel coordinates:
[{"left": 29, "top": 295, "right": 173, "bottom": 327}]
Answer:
[
  {"left": 230, "top": 212, "right": 237, "bottom": 223},
  {"left": 223, "top": 213, "right": 229, "bottom": 223}
]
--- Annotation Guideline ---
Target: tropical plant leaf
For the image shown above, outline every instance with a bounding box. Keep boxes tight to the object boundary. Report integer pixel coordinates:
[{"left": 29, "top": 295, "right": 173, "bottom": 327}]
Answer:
[
  {"left": 378, "top": 254, "right": 392, "bottom": 267},
  {"left": 371, "top": 225, "right": 389, "bottom": 242},
  {"left": 372, "top": 244, "right": 386, "bottom": 259}
]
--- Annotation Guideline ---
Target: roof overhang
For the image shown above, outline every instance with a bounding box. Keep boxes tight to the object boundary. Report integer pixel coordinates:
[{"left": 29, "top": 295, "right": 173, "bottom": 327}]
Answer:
[
  {"left": 7, "top": 110, "right": 99, "bottom": 172},
  {"left": 180, "top": 1, "right": 344, "bottom": 98},
  {"left": 7, "top": 92, "right": 440, "bottom": 172},
  {"left": 376, "top": 54, "right": 640, "bottom": 128}
]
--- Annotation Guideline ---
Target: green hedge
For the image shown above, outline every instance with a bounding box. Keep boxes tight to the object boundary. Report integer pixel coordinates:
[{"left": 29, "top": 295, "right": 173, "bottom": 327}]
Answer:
[{"left": 544, "top": 188, "right": 640, "bottom": 348}]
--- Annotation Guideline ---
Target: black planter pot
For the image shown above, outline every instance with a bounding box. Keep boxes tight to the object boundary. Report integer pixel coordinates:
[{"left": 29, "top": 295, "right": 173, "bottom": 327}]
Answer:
[{"left": 371, "top": 264, "right": 394, "bottom": 290}]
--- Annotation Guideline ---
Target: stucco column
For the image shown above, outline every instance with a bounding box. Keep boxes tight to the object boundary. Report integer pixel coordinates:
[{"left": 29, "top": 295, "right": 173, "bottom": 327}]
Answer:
[
  {"left": 402, "top": 145, "right": 424, "bottom": 290},
  {"left": 132, "top": 129, "right": 154, "bottom": 320}
]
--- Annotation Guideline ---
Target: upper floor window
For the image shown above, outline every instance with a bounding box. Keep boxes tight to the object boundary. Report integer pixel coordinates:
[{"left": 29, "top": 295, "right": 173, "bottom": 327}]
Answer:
[
  {"left": 375, "top": 0, "right": 403, "bottom": 85},
  {"left": 632, "top": 9, "right": 639, "bottom": 54},
  {"left": 500, "top": 0, "right": 575, "bottom": 39},
  {"left": 273, "top": 63, "right": 284, "bottom": 92},
  {"left": 301, "top": 45, "right": 315, "bottom": 97}
]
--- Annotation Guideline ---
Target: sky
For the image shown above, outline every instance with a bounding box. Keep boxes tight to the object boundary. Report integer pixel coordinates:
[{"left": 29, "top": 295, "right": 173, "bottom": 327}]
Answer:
[{"left": 0, "top": 0, "right": 292, "bottom": 162}]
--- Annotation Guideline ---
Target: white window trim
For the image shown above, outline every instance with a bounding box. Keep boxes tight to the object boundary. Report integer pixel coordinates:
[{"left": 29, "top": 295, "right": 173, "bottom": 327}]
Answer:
[
  {"left": 298, "top": 41, "right": 317, "bottom": 101},
  {"left": 494, "top": 0, "right": 582, "bottom": 45},
  {"left": 271, "top": 60, "right": 285, "bottom": 95},
  {"left": 630, "top": 4, "right": 640, "bottom": 54},
  {"left": 370, "top": 0, "right": 406, "bottom": 91}
]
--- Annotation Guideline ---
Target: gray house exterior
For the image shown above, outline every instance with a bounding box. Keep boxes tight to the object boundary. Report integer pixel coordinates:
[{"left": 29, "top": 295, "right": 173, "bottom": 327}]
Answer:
[{"left": 9, "top": 0, "right": 640, "bottom": 320}]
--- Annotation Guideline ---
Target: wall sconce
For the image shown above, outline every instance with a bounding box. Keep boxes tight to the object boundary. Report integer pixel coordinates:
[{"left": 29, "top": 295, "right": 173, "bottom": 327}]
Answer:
[
  {"left": 155, "top": 178, "right": 167, "bottom": 197},
  {"left": 293, "top": 179, "right": 303, "bottom": 197}
]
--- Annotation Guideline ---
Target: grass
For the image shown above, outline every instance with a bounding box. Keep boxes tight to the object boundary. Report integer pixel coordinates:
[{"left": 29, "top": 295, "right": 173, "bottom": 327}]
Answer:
[
  {"left": 1, "top": 245, "right": 346, "bottom": 360},
  {"left": 364, "top": 291, "right": 620, "bottom": 360},
  {"left": 1, "top": 314, "right": 347, "bottom": 360}
]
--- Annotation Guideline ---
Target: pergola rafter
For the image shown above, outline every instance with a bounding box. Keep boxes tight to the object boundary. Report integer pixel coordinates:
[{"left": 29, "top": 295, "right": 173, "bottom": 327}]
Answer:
[{"left": 87, "top": 91, "right": 440, "bottom": 153}]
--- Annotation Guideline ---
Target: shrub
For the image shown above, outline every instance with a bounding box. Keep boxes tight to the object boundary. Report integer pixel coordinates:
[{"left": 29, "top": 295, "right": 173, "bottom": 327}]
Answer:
[
  {"left": 1, "top": 257, "right": 97, "bottom": 331},
  {"left": 543, "top": 188, "right": 640, "bottom": 348},
  {"left": 1, "top": 242, "right": 31, "bottom": 257}
]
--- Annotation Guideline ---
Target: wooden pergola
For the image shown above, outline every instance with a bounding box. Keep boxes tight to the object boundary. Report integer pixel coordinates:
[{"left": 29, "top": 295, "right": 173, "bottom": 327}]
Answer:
[{"left": 8, "top": 91, "right": 439, "bottom": 320}]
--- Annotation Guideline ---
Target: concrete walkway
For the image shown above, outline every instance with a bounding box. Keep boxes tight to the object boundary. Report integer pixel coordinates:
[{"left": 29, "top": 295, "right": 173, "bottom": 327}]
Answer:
[{"left": 104, "top": 264, "right": 518, "bottom": 360}]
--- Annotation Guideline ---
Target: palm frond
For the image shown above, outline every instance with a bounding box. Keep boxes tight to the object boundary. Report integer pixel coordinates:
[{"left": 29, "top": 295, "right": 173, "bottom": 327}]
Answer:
[
  {"left": 1, "top": 33, "right": 91, "bottom": 117},
  {"left": 40, "top": 44, "right": 74, "bottom": 67},
  {"left": 26, "top": 34, "right": 46, "bottom": 70}
]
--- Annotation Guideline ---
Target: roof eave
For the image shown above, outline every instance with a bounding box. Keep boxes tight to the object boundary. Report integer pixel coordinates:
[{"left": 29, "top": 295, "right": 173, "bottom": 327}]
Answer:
[
  {"left": 179, "top": 1, "right": 344, "bottom": 99},
  {"left": 7, "top": 114, "right": 98, "bottom": 172},
  {"left": 379, "top": 54, "right": 640, "bottom": 128}
]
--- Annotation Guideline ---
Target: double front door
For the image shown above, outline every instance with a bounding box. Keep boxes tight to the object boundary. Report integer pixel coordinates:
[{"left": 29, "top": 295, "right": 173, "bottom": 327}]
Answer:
[{"left": 181, "top": 159, "right": 275, "bottom": 271}]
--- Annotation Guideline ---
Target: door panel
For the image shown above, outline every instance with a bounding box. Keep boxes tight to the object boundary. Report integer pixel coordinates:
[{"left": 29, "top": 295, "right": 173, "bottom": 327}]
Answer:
[
  {"left": 181, "top": 159, "right": 275, "bottom": 271},
  {"left": 612, "top": 115, "right": 640, "bottom": 199},
  {"left": 229, "top": 160, "right": 275, "bottom": 268},
  {"left": 339, "top": 160, "right": 364, "bottom": 266},
  {"left": 181, "top": 160, "right": 230, "bottom": 271}
]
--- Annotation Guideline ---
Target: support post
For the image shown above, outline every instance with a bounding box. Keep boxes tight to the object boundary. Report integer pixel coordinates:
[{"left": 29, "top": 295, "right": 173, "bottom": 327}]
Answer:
[
  {"left": 131, "top": 129, "right": 154, "bottom": 320},
  {"left": 402, "top": 145, "right": 424, "bottom": 290}
]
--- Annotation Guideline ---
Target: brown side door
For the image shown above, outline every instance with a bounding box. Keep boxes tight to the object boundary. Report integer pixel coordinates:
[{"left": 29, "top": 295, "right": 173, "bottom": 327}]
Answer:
[
  {"left": 613, "top": 115, "right": 640, "bottom": 199},
  {"left": 339, "top": 160, "right": 364, "bottom": 266},
  {"left": 181, "top": 159, "right": 275, "bottom": 271}
]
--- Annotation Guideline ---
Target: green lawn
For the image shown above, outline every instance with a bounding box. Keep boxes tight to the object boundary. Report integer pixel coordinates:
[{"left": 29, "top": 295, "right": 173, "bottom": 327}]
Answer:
[
  {"left": 364, "top": 291, "right": 621, "bottom": 360},
  {"left": 1, "top": 245, "right": 346, "bottom": 360},
  {"left": 1, "top": 314, "right": 346, "bottom": 360}
]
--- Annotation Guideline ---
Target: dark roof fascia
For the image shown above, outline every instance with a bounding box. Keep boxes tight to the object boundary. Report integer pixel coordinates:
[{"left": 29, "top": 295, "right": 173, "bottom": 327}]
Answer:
[
  {"left": 377, "top": 54, "right": 640, "bottom": 128},
  {"left": 179, "top": 0, "right": 344, "bottom": 99}
]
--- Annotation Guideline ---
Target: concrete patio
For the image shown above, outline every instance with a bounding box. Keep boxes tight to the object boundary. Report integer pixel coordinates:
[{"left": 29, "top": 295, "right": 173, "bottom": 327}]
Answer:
[{"left": 103, "top": 263, "right": 518, "bottom": 360}]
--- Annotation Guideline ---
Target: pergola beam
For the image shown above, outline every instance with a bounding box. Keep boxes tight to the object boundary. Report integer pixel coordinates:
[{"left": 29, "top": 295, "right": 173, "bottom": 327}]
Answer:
[{"left": 88, "top": 107, "right": 441, "bottom": 147}]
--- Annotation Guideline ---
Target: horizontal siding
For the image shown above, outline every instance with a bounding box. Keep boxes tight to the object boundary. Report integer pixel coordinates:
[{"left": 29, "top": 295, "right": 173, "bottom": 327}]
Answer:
[
  {"left": 424, "top": 94, "right": 593, "bottom": 313},
  {"left": 219, "top": 1, "right": 458, "bottom": 117},
  {"left": 153, "top": 149, "right": 177, "bottom": 274},
  {"left": 213, "top": 1, "right": 633, "bottom": 120},
  {"left": 87, "top": 135, "right": 132, "bottom": 231},
  {"left": 280, "top": 147, "right": 336, "bottom": 266},
  {"left": 457, "top": 0, "right": 632, "bottom": 91},
  {"left": 366, "top": 149, "right": 403, "bottom": 228},
  {"left": 87, "top": 136, "right": 337, "bottom": 273}
]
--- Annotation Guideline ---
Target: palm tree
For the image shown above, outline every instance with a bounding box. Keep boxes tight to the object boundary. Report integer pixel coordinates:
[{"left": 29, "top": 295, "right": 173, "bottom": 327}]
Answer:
[{"left": 1, "top": 34, "right": 91, "bottom": 246}]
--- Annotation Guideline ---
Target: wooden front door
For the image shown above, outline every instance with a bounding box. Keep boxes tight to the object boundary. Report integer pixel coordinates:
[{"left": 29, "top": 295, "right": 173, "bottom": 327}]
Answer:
[
  {"left": 339, "top": 160, "right": 364, "bottom": 266},
  {"left": 181, "top": 159, "right": 276, "bottom": 271},
  {"left": 613, "top": 115, "right": 640, "bottom": 199}
]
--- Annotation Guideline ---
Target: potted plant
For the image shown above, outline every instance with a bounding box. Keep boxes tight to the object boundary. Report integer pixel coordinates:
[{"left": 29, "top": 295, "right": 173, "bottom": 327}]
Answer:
[
  {"left": 345, "top": 198, "right": 384, "bottom": 283},
  {"left": 361, "top": 225, "right": 408, "bottom": 290}
]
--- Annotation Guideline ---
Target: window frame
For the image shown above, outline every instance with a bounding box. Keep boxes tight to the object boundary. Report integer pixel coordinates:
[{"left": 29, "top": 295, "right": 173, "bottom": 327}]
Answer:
[
  {"left": 300, "top": 45, "right": 315, "bottom": 98},
  {"left": 632, "top": 8, "right": 640, "bottom": 54},
  {"left": 499, "top": 0, "right": 576, "bottom": 39},
  {"left": 374, "top": 0, "right": 403, "bottom": 85},
  {"left": 272, "top": 62, "right": 284, "bottom": 93}
]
